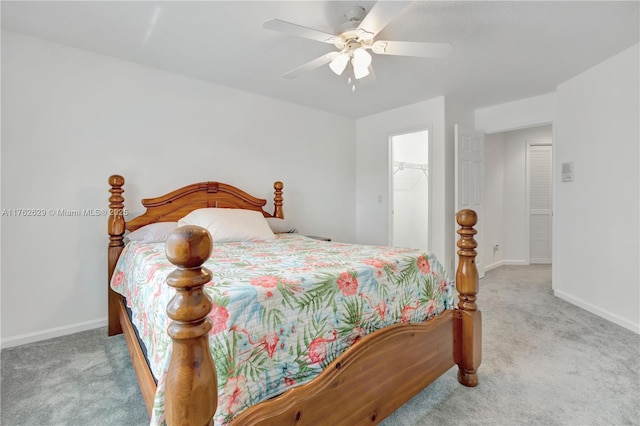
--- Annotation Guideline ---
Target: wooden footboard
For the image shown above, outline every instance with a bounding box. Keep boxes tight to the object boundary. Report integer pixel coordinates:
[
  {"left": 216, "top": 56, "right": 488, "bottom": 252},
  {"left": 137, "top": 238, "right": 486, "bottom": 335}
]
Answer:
[
  {"left": 161, "top": 210, "right": 480, "bottom": 425},
  {"left": 233, "top": 314, "right": 456, "bottom": 425}
]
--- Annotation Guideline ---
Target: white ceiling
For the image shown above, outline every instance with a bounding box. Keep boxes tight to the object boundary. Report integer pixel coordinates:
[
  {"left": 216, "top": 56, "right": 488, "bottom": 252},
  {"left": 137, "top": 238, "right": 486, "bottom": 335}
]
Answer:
[{"left": 2, "top": 1, "right": 638, "bottom": 118}]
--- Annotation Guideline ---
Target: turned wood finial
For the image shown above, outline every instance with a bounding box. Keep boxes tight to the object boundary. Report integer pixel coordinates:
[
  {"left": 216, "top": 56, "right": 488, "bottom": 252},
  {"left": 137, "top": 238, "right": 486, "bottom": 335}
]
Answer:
[
  {"left": 273, "top": 181, "right": 284, "bottom": 219},
  {"left": 166, "top": 226, "right": 214, "bottom": 270},
  {"left": 108, "top": 175, "right": 126, "bottom": 336},
  {"left": 456, "top": 209, "right": 479, "bottom": 312},
  {"left": 108, "top": 175, "right": 125, "bottom": 245},
  {"left": 165, "top": 226, "right": 217, "bottom": 426}
]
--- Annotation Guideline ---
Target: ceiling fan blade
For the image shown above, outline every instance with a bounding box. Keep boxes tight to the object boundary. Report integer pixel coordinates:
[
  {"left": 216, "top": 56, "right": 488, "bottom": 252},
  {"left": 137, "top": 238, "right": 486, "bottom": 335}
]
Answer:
[
  {"left": 356, "top": 1, "right": 411, "bottom": 40},
  {"left": 282, "top": 52, "right": 340, "bottom": 79},
  {"left": 264, "top": 19, "right": 340, "bottom": 45},
  {"left": 372, "top": 40, "right": 452, "bottom": 58}
]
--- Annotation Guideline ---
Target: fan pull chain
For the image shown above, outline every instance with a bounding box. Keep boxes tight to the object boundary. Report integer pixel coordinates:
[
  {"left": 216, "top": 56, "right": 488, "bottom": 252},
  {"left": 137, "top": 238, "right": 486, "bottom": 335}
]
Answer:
[{"left": 347, "top": 76, "right": 356, "bottom": 92}]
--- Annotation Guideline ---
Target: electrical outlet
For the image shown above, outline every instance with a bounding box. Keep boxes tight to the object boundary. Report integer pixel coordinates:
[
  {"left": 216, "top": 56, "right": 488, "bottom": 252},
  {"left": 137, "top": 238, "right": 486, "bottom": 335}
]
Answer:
[{"left": 493, "top": 244, "right": 500, "bottom": 252}]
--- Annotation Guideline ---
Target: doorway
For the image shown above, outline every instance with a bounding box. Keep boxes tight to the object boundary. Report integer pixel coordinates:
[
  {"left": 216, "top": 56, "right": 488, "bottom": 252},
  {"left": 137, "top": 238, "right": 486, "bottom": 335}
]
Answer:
[
  {"left": 389, "top": 129, "right": 430, "bottom": 249},
  {"left": 482, "top": 124, "right": 553, "bottom": 269}
]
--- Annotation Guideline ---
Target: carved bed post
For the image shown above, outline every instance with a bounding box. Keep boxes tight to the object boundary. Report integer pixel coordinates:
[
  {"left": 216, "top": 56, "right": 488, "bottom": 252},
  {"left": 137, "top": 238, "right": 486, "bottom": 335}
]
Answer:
[
  {"left": 165, "top": 226, "right": 217, "bottom": 426},
  {"left": 455, "top": 209, "right": 481, "bottom": 387},
  {"left": 108, "top": 175, "right": 126, "bottom": 336},
  {"left": 273, "top": 181, "right": 284, "bottom": 219}
]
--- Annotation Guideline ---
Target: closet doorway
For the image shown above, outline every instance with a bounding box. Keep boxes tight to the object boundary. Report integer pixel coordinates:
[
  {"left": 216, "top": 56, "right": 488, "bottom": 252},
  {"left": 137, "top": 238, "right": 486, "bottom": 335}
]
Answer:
[{"left": 389, "top": 129, "right": 430, "bottom": 250}]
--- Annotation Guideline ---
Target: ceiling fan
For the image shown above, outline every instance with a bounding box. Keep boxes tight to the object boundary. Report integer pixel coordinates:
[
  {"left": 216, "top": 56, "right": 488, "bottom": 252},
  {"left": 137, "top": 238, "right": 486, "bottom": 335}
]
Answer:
[{"left": 263, "top": 1, "right": 451, "bottom": 91}]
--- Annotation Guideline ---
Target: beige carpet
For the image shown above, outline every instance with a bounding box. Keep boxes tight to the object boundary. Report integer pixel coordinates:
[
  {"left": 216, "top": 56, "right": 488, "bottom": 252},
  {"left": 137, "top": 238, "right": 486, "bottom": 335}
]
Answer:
[{"left": 2, "top": 265, "right": 639, "bottom": 425}]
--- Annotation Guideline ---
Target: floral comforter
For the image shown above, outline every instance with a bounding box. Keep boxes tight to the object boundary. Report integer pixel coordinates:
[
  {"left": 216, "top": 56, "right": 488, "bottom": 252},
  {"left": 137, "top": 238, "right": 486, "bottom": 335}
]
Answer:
[{"left": 110, "top": 234, "right": 452, "bottom": 425}]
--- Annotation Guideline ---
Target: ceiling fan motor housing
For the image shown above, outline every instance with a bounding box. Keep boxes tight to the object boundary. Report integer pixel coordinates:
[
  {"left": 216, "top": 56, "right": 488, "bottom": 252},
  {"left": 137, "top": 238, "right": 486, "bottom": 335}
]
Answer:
[
  {"left": 335, "top": 7, "right": 374, "bottom": 51},
  {"left": 343, "top": 5, "right": 367, "bottom": 23},
  {"left": 336, "top": 6, "right": 366, "bottom": 36}
]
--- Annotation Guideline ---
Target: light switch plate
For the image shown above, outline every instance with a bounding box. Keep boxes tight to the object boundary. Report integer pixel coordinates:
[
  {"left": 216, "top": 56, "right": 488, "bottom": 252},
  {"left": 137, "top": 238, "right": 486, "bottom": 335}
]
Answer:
[{"left": 561, "top": 161, "right": 574, "bottom": 182}]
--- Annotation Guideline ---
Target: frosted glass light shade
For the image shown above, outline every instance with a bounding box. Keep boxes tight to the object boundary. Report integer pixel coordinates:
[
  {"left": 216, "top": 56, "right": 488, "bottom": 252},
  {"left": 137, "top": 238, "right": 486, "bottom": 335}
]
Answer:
[
  {"left": 353, "top": 63, "right": 370, "bottom": 79},
  {"left": 352, "top": 48, "right": 372, "bottom": 79},
  {"left": 352, "top": 48, "right": 372, "bottom": 68},
  {"left": 329, "top": 52, "right": 350, "bottom": 75}
]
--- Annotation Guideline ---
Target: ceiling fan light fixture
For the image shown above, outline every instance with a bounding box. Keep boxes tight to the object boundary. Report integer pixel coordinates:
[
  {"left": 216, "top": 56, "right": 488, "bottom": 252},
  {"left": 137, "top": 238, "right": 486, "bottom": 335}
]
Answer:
[
  {"left": 353, "top": 63, "right": 370, "bottom": 80},
  {"left": 352, "top": 47, "right": 372, "bottom": 79},
  {"left": 329, "top": 52, "right": 350, "bottom": 75},
  {"left": 264, "top": 2, "right": 451, "bottom": 88},
  {"left": 352, "top": 47, "right": 372, "bottom": 68}
]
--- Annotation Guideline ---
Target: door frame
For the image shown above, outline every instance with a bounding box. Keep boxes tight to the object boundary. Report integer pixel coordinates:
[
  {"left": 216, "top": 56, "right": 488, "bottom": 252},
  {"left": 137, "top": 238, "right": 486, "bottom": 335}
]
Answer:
[
  {"left": 388, "top": 125, "right": 433, "bottom": 249},
  {"left": 454, "top": 124, "right": 485, "bottom": 279}
]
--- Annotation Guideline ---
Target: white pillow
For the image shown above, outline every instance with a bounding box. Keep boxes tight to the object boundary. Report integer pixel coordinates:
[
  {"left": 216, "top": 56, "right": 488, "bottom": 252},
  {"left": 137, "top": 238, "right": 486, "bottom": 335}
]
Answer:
[
  {"left": 178, "top": 208, "right": 275, "bottom": 243},
  {"left": 266, "top": 217, "right": 298, "bottom": 234},
  {"left": 125, "top": 222, "right": 179, "bottom": 244}
]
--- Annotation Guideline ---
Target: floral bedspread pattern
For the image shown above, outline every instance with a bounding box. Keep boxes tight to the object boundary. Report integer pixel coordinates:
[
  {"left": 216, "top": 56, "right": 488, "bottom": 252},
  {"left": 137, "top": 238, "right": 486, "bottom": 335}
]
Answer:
[{"left": 111, "top": 234, "right": 452, "bottom": 425}]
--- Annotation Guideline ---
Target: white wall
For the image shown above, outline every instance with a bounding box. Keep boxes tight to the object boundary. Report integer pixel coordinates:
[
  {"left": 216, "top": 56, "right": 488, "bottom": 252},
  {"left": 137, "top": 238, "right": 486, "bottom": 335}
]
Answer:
[
  {"left": 483, "top": 133, "right": 505, "bottom": 269},
  {"left": 1, "top": 30, "right": 356, "bottom": 347},
  {"left": 476, "top": 47, "right": 639, "bottom": 334},
  {"left": 355, "top": 97, "right": 447, "bottom": 266},
  {"left": 476, "top": 93, "right": 556, "bottom": 134},
  {"left": 554, "top": 44, "right": 639, "bottom": 333}
]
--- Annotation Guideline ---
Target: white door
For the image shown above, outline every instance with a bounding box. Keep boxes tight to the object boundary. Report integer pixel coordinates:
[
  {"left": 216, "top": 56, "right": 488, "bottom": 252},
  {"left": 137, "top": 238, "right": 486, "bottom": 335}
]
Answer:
[
  {"left": 527, "top": 144, "right": 552, "bottom": 264},
  {"left": 455, "top": 125, "right": 485, "bottom": 278}
]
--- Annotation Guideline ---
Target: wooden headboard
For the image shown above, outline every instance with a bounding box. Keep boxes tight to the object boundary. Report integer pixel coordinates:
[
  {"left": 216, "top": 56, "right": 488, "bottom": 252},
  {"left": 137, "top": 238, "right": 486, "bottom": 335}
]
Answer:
[
  {"left": 132, "top": 181, "right": 281, "bottom": 232},
  {"left": 108, "top": 175, "right": 284, "bottom": 233},
  {"left": 106, "top": 174, "right": 284, "bottom": 335}
]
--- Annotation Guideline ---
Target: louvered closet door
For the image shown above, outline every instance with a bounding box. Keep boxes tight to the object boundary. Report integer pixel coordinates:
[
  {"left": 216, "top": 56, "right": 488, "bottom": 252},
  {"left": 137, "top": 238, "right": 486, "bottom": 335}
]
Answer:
[{"left": 528, "top": 145, "right": 552, "bottom": 264}]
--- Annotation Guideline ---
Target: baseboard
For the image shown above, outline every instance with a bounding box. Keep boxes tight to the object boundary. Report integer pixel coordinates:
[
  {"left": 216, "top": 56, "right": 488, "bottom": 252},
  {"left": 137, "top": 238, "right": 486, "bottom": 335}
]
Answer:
[
  {"left": 1, "top": 318, "right": 107, "bottom": 349},
  {"left": 502, "top": 259, "right": 529, "bottom": 266},
  {"left": 554, "top": 290, "right": 640, "bottom": 335},
  {"left": 485, "top": 261, "right": 504, "bottom": 271},
  {"left": 485, "top": 259, "right": 529, "bottom": 271}
]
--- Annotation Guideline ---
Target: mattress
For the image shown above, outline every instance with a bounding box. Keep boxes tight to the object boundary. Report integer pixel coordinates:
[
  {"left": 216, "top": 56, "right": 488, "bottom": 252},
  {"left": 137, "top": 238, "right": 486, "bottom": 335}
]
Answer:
[{"left": 110, "top": 233, "right": 452, "bottom": 425}]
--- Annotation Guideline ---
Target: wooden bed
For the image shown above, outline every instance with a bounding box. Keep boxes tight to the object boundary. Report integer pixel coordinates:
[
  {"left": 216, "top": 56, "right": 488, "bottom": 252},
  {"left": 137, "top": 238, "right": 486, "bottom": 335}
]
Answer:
[{"left": 107, "top": 174, "right": 481, "bottom": 425}]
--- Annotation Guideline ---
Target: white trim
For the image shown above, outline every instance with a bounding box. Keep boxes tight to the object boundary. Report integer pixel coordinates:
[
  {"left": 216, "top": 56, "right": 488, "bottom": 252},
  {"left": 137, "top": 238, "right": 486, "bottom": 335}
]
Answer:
[
  {"left": 483, "top": 260, "right": 530, "bottom": 272},
  {"left": 554, "top": 290, "right": 640, "bottom": 335},
  {"left": 1, "top": 318, "right": 107, "bottom": 349},
  {"left": 484, "top": 260, "right": 504, "bottom": 272},
  {"left": 502, "top": 259, "right": 529, "bottom": 266}
]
